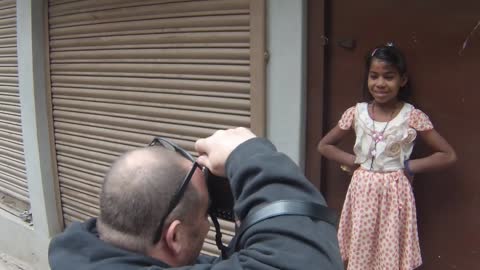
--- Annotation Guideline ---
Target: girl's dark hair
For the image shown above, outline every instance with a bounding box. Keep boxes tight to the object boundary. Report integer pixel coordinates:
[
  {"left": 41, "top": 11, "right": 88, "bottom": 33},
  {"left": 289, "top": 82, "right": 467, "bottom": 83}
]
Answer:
[{"left": 363, "top": 43, "right": 412, "bottom": 102}]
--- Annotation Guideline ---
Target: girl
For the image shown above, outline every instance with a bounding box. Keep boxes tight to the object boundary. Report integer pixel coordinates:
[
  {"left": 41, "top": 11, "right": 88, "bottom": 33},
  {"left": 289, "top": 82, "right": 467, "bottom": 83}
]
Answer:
[{"left": 317, "top": 44, "right": 457, "bottom": 270}]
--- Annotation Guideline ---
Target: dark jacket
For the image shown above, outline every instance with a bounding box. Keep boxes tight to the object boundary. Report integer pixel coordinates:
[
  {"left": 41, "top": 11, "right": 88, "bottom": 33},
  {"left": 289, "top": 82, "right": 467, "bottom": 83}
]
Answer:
[{"left": 49, "top": 138, "right": 343, "bottom": 269}]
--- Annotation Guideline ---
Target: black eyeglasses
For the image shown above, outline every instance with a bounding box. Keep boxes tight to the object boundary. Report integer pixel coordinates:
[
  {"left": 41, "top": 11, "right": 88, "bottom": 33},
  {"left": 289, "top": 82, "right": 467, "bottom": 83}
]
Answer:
[{"left": 149, "top": 137, "right": 207, "bottom": 244}]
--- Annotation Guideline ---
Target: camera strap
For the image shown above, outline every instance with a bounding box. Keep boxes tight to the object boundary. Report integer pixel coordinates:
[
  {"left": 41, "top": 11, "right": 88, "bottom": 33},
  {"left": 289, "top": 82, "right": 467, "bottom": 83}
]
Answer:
[{"left": 212, "top": 200, "right": 338, "bottom": 259}]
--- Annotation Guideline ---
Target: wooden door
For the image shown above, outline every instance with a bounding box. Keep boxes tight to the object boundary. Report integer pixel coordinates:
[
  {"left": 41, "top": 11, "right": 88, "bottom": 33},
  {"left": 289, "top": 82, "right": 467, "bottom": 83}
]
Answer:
[{"left": 306, "top": 0, "right": 480, "bottom": 268}]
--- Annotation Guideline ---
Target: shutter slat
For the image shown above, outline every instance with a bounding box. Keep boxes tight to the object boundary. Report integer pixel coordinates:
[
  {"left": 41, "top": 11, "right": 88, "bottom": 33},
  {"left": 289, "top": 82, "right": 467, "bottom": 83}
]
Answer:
[
  {"left": 0, "top": 93, "right": 19, "bottom": 102},
  {"left": 0, "top": 37, "right": 15, "bottom": 46},
  {"left": 0, "top": 185, "right": 28, "bottom": 204},
  {"left": 0, "top": 172, "right": 27, "bottom": 190},
  {"left": 58, "top": 166, "right": 103, "bottom": 187},
  {"left": 50, "top": 48, "right": 249, "bottom": 64},
  {"left": 0, "top": 177, "right": 28, "bottom": 201},
  {"left": 0, "top": 46, "right": 16, "bottom": 56},
  {"left": 60, "top": 187, "right": 100, "bottom": 216},
  {"left": 0, "top": 103, "right": 20, "bottom": 114},
  {"left": 50, "top": 0, "right": 198, "bottom": 17},
  {"left": 0, "top": 1, "right": 15, "bottom": 9},
  {"left": 50, "top": 31, "right": 249, "bottom": 50},
  {"left": 0, "top": 164, "right": 27, "bottom": 182},
  {"left": 50, "top": 14, "right": 249, "bottom": 39},
  {"left": 59, "top": 175, "right": 101, "bottom": 195},
  {"left": 0, "top": 155, "right": 26, "bottom": 172},
  {"left": 55, "top": 133, "right": 133, "bottom": 156},
  {"left": 56, "top": 144, "right": 116, "bottom": 165},
  {"left": 52, "top": 87, "right": 250, "bottom": 112},
  {"left": 0, "top": 17, "right": 15, "bottom": 28},
  {"left": 62, "top": 205, "right": 93, "bottom": 221},
  {"left": 0, "top": 112, "right": 21, "bottom": 124},
  {"left": 0, "top": 76, "right": 17, "bottom": 84},
  {"left": 0, "top": 121, "right": 22, "bottom": 134},
  {"left": 52, "top": 99, "right": 250, "bottom": 128},
  {"left": 51, "top": 75, "right": 250, "bottom": 96},
  {"left": 0, "top": 85, "right": 17, "bottom": 93},
  {"left": 0, "top": 130, "right": 23, "bottom": 146},
  {"left": 53, "top": 110, "right": 218, "bottom": 140},
  {"left": 0, "top": 137, "right": 23, "bottom": 152},
  {"left": 49, "top": 0, "right": 249, "bottom": 27},
  {"left": 61, "top": 195, "right": 100, "bottom": 217},
  {"left": 51, "top": 63, "right": 249, "bottom": 79},
  {"left": 57, "top": 155, "right": 109, "bottom": 177},
  {"left": 0, "top": 57, "right": 17, "bottom": 66}
]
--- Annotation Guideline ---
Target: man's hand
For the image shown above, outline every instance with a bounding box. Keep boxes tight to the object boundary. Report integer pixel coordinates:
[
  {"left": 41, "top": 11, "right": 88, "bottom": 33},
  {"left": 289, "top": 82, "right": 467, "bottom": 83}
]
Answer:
[{"left": 195, "top": 127, "right": 256, "bottom": 177}]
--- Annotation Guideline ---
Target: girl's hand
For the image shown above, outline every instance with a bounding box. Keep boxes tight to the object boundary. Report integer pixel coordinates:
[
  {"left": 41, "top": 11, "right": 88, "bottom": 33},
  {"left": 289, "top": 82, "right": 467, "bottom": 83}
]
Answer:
[
  {"left": 340, "top": 154, "right": 359, "bottom": 175},
  {"left": 403, "top": 169, "right": 415, "bottom": 183},
  {"left": 340, "top": 164, "right": 358, "bottom": 175}
]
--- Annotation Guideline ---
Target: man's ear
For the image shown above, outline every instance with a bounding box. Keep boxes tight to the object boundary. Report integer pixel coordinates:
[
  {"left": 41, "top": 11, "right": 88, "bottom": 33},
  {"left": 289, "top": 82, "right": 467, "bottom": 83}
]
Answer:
[{"left": 164, "top": 220, "right": 183, "bottom": 255}]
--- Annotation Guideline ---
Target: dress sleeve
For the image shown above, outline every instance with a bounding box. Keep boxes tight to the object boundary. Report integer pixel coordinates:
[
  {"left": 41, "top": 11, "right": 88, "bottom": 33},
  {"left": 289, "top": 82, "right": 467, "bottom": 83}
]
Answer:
[
  {"left": 338, "top": 106, "right": 356, "bottom": 130},
  {"left": 409, "top": 109, "right": 434, "bottom": 131}
]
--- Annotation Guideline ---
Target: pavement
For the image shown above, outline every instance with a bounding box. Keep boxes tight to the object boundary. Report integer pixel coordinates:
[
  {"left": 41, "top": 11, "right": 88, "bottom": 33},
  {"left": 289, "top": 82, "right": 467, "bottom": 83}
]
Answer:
[{"left": 0, "top": 254, "right": 31, "bottom": 270}]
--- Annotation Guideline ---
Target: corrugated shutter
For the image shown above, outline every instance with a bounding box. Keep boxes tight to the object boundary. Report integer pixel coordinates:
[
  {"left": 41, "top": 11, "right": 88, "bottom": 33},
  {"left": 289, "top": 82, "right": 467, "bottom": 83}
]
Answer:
[
  {"left": 0, "top": 0, "right": 30, "bottom": 219},
  {"left": 48, "top": 0, "right": 265, "bottom": 256}
]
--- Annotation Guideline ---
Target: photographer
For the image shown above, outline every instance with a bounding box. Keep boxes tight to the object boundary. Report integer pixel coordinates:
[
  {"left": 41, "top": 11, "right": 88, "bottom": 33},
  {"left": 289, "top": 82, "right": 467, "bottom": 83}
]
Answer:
[{"left": 49, "top": 127, "right": 343, "bottom": 269}]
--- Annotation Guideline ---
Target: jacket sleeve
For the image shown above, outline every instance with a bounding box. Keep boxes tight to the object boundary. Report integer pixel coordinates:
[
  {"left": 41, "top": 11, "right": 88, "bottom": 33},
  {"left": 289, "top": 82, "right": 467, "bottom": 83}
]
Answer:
[{"left": 174, "top": 138, "right": 343, "bottom": 270}]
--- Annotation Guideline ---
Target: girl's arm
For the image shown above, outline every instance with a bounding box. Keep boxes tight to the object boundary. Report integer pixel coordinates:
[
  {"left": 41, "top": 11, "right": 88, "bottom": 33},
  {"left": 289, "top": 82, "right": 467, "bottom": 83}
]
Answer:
[
  {"left": 408, "top": 129, "right": 457, "bottom": 174},
  {"left": 317, "top": 125, "right": 356, "bottom": 168}
]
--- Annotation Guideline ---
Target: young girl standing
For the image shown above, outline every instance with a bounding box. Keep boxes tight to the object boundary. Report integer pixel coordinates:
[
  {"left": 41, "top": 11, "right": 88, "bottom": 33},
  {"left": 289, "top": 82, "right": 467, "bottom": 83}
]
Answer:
[{"left": 317, "top": 44, "right": 457, "bottom": 270}]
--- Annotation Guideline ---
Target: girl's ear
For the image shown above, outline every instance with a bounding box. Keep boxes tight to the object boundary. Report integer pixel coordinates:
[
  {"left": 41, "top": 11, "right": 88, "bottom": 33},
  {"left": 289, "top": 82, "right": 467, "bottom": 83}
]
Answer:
[{"left": 401, "top": 75, "right": 408, "bottom": 87}]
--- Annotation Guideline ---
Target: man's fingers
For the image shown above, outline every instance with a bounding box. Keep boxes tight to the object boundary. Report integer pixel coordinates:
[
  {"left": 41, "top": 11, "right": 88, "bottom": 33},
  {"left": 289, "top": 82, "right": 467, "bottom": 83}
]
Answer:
[
  {"left": 194, "top": 138, "right": 207, "bottom": 155},
  {"left": 196, "top": 155, "right": 211, "bottom": 169},
  {"left": 194, "top": 127, "right": 256, "bottom": 177}
]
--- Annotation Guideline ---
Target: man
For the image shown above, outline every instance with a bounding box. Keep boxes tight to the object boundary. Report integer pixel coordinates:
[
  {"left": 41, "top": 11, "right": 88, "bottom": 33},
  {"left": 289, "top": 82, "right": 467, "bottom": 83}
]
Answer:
[{"left": 49, "top": 127, "right": 343, "bottom": 269}]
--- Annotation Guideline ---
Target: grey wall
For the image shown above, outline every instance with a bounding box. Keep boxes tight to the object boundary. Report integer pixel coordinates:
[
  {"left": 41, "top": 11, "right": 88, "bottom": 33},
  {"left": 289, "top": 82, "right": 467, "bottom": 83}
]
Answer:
[
  {"left": 0, "top": 0, "right": 61, "bottom": 269},
  {"left": 266, "top": 0, "right": 307, "bottom": 168}
]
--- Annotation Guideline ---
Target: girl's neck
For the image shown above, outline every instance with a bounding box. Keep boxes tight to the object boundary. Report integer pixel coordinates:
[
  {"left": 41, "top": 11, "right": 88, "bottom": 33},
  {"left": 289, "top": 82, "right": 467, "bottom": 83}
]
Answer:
[
  {"left": 370, "top": 99, "right": 402, "bottom": 122},
  {"left": 372, "top": 99, "right": 401, "bottom": 112}
]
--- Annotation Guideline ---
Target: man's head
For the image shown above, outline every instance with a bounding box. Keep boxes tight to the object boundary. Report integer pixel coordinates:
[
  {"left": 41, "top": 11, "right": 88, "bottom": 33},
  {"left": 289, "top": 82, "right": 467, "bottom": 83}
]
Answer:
[{"left": 97, "top": 144, "right": 210, "bottom": 266}]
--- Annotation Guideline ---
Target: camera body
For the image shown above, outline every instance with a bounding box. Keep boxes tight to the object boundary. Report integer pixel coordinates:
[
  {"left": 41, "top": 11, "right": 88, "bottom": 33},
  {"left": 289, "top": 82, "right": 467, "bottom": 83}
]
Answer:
[{"left": 206, "top": 174, "right": 235, "bottom": 221}]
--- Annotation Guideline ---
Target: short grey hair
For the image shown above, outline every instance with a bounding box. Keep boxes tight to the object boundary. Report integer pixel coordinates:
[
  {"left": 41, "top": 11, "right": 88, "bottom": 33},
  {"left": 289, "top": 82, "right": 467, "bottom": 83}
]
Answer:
[{"left": 97, "top": 146, "right": 201, "bottom": 252}]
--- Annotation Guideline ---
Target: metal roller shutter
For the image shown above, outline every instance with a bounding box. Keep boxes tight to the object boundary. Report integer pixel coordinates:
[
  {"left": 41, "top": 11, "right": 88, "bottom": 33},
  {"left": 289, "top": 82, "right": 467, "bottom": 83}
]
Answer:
[
  {"left": 0, "top": 0, "right": 30, "bottom": 220},
  {"left": 48, "top": 0, "right": 265, "bottom": 256}
]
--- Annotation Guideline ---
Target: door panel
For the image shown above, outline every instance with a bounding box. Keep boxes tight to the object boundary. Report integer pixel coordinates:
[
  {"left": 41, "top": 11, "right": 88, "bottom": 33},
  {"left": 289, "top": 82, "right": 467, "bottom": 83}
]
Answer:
[{"left": 307, "top": 0, "right": 480, "bottom": 268}]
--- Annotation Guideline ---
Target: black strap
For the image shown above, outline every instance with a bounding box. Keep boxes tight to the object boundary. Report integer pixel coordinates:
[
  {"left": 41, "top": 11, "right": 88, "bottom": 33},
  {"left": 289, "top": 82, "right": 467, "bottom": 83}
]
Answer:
[
  {"left": 209, "top": 214, "right": 228, "bottom": 259},
  {"left": 221, "top": 200, "right": 337, "bottom": 258}
]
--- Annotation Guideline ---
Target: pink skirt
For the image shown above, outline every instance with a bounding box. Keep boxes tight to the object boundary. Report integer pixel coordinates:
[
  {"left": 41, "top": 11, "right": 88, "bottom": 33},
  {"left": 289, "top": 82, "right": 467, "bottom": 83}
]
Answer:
[{"left": 338, "top": 169, "right": 422, "bottom": 270}]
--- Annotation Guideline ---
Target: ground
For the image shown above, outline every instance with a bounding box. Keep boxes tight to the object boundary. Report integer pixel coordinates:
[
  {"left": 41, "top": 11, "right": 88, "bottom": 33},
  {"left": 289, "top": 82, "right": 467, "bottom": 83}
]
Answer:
[{"left": 0, "top": 254, "right": 31, "bottom": 270}]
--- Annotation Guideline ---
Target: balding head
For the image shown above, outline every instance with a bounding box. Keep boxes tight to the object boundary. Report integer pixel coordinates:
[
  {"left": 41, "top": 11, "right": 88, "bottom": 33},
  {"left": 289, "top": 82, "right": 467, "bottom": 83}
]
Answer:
[{"left": 97, "top": 146, "right": 200, "bottom": 252}]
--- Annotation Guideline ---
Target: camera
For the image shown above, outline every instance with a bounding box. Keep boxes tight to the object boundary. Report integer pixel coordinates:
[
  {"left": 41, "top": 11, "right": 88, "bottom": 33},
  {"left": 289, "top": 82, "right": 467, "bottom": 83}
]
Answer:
[{"left": 206, "top": 173, "right": 234, "bottom": 221}]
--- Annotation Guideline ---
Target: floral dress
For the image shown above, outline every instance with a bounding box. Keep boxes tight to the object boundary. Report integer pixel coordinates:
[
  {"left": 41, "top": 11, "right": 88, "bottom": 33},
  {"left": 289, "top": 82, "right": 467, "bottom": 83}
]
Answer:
[{"left": 337, "top": 102, "right": 433, "bottom": 270}]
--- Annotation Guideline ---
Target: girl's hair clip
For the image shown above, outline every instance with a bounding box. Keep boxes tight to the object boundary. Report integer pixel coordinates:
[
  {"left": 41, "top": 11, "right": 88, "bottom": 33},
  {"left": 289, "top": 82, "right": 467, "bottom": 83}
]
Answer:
[
  {"left": 386, "top": 42, "right": 395, "bottom": 47},
  {"left": 371, "top": 48, "right": 379, "bottom": 57}
]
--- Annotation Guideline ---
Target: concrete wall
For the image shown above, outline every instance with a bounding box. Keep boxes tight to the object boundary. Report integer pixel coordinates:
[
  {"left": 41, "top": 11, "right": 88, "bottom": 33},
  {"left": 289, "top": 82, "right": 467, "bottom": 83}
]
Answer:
[
  {"left": 0, "top": 0, "right": 61, "bottom": 269},
  {"left": 266, "top": 0, "right": 307, "bottom": 168}
]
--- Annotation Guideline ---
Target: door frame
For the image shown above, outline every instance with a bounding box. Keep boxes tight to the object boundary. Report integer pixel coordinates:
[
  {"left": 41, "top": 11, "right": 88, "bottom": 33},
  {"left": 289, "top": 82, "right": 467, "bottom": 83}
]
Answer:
[{"left": 305, "top": 0, "right": 326, "bottom": 190}]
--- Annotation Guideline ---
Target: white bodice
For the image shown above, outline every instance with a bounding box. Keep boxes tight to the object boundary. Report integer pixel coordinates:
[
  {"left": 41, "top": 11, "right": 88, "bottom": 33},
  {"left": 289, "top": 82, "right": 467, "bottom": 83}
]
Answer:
[{"left": 353, "top": 103, "right": 417, "bottom": 171}]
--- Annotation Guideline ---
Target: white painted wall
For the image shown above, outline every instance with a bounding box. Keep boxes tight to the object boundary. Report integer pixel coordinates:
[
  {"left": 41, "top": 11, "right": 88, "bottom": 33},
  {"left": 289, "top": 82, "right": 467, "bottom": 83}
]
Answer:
[
  {"left": 266, "top": 0, "right": 307, "bottom": 168},
  {"left": 0, "top": 0, "right": 61, "bottom": 269}
]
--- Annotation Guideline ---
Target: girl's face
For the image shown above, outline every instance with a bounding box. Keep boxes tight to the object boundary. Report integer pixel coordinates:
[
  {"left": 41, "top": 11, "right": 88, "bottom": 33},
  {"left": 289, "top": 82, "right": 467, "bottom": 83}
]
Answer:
[{"left": 367, "top": 58, "right": 407, "bottom": 105}]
